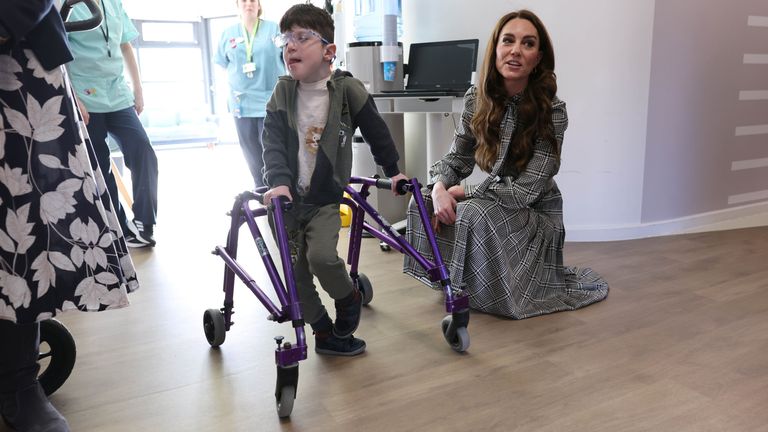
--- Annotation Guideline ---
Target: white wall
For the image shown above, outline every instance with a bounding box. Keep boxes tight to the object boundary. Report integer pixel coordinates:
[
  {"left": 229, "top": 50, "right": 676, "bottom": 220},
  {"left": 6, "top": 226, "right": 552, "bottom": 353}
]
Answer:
[
  {"left": 642, "top": 0, "right": 768, "bottom": 223},
  {"left": 399, "top": 0, "right": 656, "bottom": 237}
]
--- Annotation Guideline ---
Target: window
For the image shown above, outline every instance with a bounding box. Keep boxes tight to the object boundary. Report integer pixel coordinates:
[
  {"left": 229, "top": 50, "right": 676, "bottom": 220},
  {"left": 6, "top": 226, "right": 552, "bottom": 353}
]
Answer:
[
  {"left": 141, "top": 22, "right": 197, "bottom": 43},
  {"left": 132, "top": 20, "right": 218, "bottom": 145}
]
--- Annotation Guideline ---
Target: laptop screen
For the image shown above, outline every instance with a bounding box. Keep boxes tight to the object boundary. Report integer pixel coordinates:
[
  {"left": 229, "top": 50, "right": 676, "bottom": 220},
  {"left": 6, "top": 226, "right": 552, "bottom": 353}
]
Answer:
[{"left": 406, "top": 39, "right": 479, "bottom": 91}]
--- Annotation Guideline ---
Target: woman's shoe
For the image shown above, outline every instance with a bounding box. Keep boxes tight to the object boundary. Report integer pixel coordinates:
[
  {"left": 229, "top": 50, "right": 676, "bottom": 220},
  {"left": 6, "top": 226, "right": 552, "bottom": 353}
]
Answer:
[
  {"left": 1, "top": 321, "right": 70, "bottom": 431},
  {"left": 0, "top": 382, "right": 70, "bottom": 432}
]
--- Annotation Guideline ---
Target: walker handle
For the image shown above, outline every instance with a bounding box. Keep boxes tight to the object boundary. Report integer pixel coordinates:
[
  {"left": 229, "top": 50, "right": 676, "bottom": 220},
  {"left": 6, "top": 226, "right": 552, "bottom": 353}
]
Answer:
[
  {"left": 250, "top": 188, "right": 293, "bottom": 211},
  {"left": 374, "top": 178, "right": 412, "bottom": 196}
]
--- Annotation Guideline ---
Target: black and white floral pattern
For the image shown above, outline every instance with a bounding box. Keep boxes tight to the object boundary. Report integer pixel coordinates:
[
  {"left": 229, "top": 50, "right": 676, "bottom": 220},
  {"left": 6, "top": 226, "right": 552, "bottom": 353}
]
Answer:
[{"left": 1, "top": 44, "right": 138, "bottom": 324}]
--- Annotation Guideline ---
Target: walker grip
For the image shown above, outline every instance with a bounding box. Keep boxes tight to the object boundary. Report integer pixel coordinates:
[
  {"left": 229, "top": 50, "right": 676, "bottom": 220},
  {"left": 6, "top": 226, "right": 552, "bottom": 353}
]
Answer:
[{"left": 374, "top": 178, "right": 412, "bottom": 195}]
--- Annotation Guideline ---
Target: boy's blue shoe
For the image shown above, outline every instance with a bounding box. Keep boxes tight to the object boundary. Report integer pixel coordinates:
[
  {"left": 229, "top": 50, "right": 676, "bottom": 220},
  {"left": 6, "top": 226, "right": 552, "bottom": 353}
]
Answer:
[
  {"left": 333, "top": 289, "right": 362, "bottom": 338},
  {"left": 315, "top": 333, "right": 366, "bottom": 357}
]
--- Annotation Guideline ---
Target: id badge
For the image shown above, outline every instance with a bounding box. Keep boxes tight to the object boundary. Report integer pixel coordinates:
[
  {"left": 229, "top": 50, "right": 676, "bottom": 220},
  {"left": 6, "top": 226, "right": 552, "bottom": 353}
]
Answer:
[{"left": 242, "top": 62, "right": 256, "bottom": 74}]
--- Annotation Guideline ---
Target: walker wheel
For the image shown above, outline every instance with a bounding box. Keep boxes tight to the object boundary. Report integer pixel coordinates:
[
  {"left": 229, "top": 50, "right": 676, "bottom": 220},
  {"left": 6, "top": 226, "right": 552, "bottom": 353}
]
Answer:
[
  {"left": 357, "top": 273, "right": 373, "bottom": 305},
  {"left": 38, "top": 319, "right": 77, "bottom": 396},
  {"left": 203, "top": 309, "right": 226, "bottom": 347},
  {"left": 379, "top": 241, "right": 391, "bottom": 252},
  {"left": 276, "top": 385, "right": 296, "bottom": 418},
  {"left": 441, "top": 315, "right": 470, "bottom": 353}
]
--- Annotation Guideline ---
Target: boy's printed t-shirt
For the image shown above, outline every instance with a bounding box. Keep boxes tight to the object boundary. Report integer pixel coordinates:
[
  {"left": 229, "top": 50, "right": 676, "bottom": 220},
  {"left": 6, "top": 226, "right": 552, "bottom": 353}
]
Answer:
[{"left": 296, "top": 76, "right": 331, "bottom": 196}]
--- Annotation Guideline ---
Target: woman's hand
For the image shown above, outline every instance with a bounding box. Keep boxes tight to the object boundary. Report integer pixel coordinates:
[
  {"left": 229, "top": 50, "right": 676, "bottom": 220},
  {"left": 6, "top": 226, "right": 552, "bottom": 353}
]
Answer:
[
  {"left": 133, "top": 88, "right": 144, "bottom": 115},
  {"left": 263, "top": 185, "right": 292, "bottom": 205},
  {"left": 447, "top": 184, "right": 465, "bottom": 201},
  {"left": 431, "top": 181, "right": 458, "bottom": 226}
]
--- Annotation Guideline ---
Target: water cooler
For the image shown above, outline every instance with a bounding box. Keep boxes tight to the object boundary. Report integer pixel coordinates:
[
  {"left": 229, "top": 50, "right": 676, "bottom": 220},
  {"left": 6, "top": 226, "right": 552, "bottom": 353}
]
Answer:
[{"left": 346, "top": 42, "right": 404, "bottom": 93}]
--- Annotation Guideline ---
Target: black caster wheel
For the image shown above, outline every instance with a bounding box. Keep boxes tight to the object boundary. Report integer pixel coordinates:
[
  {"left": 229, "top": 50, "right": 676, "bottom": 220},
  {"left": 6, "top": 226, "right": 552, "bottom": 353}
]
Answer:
[
  {"left": 276, "top": 385, "right": 296, "bottom": 418},
  {"left": 203, "top": 308, "right": 226, "bottom": 347},
  {"left": 357, "top": 273, "right": 373, "bottom": 305},
  {"left": 441, "top": 315, "right": 470, "bottom": 352},
  {"left": 275, "top": 363, "right": 298, "bottom": 418},
  {"left": 38, "top": 319, "right": 76, "bottom": 396}
]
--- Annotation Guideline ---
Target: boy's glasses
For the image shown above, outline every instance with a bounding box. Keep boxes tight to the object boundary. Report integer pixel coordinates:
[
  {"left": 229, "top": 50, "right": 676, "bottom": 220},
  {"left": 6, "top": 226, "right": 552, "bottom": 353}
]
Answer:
[{"left": 273, "top": 30, "right": 330, "bottom": 48}]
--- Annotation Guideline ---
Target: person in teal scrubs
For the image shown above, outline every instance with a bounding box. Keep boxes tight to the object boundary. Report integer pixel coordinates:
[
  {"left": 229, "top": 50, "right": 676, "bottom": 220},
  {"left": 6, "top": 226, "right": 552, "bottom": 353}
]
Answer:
[
  {"left": 215, "top": 0, "right": 284, "bottom": 188},
  {"left": 66, "top": 0, "right": 159, "bottom": 248}
]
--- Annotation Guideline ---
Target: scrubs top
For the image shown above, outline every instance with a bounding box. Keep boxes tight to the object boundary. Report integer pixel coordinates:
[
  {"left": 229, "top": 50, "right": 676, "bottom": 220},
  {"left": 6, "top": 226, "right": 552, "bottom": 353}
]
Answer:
[
  {"left": 215, "top": 20, "right": 284, "bottom": 118},
  {"left": 66, "top": 0, "right": 139, "bottom": 113}
]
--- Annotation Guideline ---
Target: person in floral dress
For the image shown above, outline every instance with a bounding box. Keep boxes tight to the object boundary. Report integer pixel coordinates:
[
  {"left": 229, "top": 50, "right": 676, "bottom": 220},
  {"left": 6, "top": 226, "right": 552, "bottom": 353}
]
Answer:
[{"left": 1, "top": 1, "right": 138, "bottom": 430}]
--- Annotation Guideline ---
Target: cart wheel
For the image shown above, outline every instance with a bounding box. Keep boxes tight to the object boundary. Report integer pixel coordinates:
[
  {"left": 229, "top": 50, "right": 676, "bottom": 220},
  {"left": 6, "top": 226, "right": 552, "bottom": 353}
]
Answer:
[
  {"left": 276, "top": 385, "right": 296, "bottom": 418},
  {"left": 203, "top": 309, "right": 226, "bottom": 347},
  {"left": 379, "top": 241, "right": 391, "bottom": 252},
  {"left": 357, "top": 273, "right": 373, "bottom": 305},
  {"left": 38, "top": 319, "right": 76, "bottom": 396},
  {"left": 441, "top": 315, "right": 470, "bottom": 353}
]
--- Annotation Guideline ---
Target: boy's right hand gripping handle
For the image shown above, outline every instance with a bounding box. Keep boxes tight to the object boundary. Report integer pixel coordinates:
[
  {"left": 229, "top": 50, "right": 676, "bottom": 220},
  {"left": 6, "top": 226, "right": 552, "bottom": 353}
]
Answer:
[
  {"left": 375, "top": 178, "right": 412, "bottom": 196},
  {"left": 269, "top": 195, "right": 293, "bottom": 211},
  {"left": 251, "top": 189, "right": 292, "bottom": 211}
]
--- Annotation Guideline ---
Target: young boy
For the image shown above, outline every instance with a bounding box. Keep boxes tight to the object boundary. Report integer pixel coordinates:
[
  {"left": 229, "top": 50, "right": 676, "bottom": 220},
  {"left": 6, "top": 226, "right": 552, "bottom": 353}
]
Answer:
[{"left": 262, "top": 3, "right": 407, "bottom": 356}]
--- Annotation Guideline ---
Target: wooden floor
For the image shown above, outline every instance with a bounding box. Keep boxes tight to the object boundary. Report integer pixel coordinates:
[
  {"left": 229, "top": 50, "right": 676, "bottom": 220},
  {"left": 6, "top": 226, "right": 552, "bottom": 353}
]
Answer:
[{"left": 4, "top": 146, "right": 768, "bottom": 431}]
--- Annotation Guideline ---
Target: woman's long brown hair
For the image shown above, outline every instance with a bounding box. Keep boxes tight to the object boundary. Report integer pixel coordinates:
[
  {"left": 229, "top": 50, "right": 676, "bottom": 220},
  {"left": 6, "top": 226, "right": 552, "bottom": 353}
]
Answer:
[{"left": 472, "top": 10, "right": 558, "bottom": 173}]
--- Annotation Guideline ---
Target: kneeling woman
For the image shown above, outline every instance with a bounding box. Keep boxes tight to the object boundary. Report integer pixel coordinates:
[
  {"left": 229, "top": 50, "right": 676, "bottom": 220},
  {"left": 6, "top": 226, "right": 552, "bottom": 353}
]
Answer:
[{"left": 404, "top": 9, "right": 608, "bottom": 319}]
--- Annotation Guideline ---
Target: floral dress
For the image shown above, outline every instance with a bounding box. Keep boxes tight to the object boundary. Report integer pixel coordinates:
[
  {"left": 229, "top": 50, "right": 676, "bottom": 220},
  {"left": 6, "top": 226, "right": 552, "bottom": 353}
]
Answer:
[{"left": 0, "top": 44, "right": 138, "bottom": 324}]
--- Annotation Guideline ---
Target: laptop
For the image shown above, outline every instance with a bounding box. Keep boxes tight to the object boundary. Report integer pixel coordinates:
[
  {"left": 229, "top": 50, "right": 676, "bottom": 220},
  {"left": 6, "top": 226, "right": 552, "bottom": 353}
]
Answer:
[{"left": 375, "top": 39, "right": 479, "bottom": 98}]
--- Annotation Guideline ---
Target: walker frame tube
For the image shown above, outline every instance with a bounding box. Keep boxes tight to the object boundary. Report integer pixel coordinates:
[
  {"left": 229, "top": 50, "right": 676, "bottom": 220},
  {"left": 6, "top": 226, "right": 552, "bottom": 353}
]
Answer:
[
  {"left": 343, "top": 177, "right": 469, "bottom": 313},
  {"left": 214, "top": 191, "right": 307, "bottom": 367}
]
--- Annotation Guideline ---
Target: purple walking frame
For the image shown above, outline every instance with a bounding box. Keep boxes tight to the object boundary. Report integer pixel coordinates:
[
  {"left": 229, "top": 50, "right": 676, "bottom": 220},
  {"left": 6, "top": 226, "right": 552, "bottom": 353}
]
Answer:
[
  {"left": 204, "top": 189, "right": 305, "bottom": 418},
  {"left": 203, "top": 177, "right": 470, "bottom": 418}
]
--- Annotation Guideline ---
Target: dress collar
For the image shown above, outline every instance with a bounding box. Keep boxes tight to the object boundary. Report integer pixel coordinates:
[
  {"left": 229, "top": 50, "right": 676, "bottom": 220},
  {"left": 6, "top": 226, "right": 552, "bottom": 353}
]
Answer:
[{"left": 506, "top": 92, "right": 523, "bottom": 105}]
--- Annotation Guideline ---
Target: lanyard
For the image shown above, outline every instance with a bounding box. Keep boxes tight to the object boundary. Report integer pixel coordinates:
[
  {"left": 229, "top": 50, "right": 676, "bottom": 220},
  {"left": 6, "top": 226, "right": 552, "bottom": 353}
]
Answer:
[
  {"left": 99, "top": 0, "right": 111, "bottom": 57},
  {"left": 242, "top": 19, "right": 260, "bottom": 63}
]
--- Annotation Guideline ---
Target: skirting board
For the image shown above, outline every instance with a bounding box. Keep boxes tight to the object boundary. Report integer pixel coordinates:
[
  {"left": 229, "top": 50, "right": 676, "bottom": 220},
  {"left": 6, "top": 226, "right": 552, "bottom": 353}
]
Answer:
[{"left": 566, "top": 201, "right": 768, "bottom": 242}]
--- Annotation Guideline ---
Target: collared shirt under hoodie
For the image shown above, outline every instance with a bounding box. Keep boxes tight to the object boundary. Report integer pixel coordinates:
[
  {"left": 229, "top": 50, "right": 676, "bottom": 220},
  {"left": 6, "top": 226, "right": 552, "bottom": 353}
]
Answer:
[{"left": 296, "top": 76, "right": 331, "bottom": 196}]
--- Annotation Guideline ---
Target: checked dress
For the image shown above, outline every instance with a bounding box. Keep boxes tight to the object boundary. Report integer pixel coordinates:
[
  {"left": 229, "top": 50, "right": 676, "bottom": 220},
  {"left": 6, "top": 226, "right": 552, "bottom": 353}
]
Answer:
[{"left": 403, "top": 88, "right": 608, "bottom": 319}]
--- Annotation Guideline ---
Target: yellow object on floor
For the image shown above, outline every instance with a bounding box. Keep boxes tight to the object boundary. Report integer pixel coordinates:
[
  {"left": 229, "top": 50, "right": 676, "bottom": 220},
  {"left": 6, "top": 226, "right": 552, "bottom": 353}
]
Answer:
[{"left": 340, "top": 192, "right": 352, "bottom": 227}]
